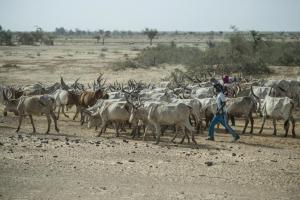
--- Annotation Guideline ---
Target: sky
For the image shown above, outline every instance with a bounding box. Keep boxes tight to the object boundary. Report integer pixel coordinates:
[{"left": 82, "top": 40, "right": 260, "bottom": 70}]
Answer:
[{"left": 0, "top": 0, "right": 299, "bottom": 32}]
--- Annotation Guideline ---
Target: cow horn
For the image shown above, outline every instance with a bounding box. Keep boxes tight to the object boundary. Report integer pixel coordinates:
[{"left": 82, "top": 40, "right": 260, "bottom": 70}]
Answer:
[
  {"left": 60, "top": 76, "right": 69, "bottom": 90},
  {"left": 2, "top": 90, "right": 8, "bottom": 101}
]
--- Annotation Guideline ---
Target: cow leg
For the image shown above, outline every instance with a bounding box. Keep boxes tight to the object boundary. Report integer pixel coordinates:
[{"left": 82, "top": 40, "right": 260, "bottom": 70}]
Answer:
[
  {"left": 57, "top": 105, "right": 61, "bottom": 120},
  {"left": 273, "top": 119, "right": 277, "bottom": 136},
  {"left": 284, "top": 120, "right": 290, "bottom": 137},
  {"left": 3, "top": 109, "right": 7, "bottom": 116},
  {"left": 171, "top": 125, "right": 179, "bottom": 143},
  {"left": 180, "top": 127, "right": 190, "bottom": 144},
  {"left": 29, "top": 115, "right": 36, "bottom": 133},
  {"left": 115, "top": 123, "right": 120, "bottom": 137},
  {"left": 61, "top": 105, "right": 69, "bottom": 118},
  {"left": 143, "top": 125, "right": 149, "bottom": 141},
  {"left": 290, "top": 116, "right": 296, "bottom": 138},
  {"left": 16, "top": 115, "right": 23, "bottom": 133},
  {"left": 259, "top": 116, "right": 266, "bottom": 134},
  {"left": 242, "top": 118, "right": 249, "bottom": 134},
  {"left": 45, "top": 115, "right": 51, "bottom": 134},
  {"left": 230, "top": 115, "right": 235, "bottom": 126},
  {"left": 73, "top": 106, "right": 80, "bottom": 120},
  {"left": 185, "top": 122, "right": 196, "bottom": 144},
  {"left": 50, "top": 111, "right": 59, "bottom": 132},
  {"left": 154, "top": 124, "right": 161, "bottom": 145},
  {"left": 97, "top": 120, "right": 106, "bottom": 137},
  {"left": 249, "top": 114, "right": 254, "bottom": 134}
]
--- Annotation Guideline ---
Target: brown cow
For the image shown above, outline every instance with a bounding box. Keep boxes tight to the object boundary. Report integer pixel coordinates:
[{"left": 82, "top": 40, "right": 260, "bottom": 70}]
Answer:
[{"left": 73, "top": 89, "right": 108, "bottom": 121}]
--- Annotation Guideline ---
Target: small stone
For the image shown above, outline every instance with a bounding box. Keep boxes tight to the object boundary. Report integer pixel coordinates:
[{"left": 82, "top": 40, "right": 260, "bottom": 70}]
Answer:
[
  {"left": 65, "top": 142, "right": 69, "bottom": 145},
  {"left": 36, "top": 144, "right": 42, "bottom": 148},
  {"left": 205, "top": 161, "right": 213, "bottom": 166},
  {"left": 271, "top": 160, "right": 277, "bottom": 162},
  {"left": 116, "top": 161, "right": 123, "bottom": 164},
  {"left": 123, "top": 139, "right": 129, "bottom": 143},
  {"left": 53, "top": 155, "right": 58, "bottom": 158},
  {"left": 131, "top": 151, "right": 136, "bottom": 154},
  {"left": 0, "top": 142, "right": 3, "bottom": 146},
  {"left": 128, "top": 159, "right": 135, "bottom": 163},
  {"left": 41, "top": 140, "right": 48, "bottom": 144},
  {"left": 19, "top": 156, "right": 23, "bottom": 159},
  {"left": 232, "top": 153, "right": 236, "bottom": 156},
  {"left": 95, "top": 141, "right": 100, "bottom": 145},
  {"left": 100, "top": 186, "right": 107, "bottom": 190}
]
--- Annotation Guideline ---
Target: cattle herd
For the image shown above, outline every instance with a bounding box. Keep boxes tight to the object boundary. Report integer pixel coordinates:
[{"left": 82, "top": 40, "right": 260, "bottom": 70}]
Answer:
[{"left": 0, "top": 74, "right": 298, "bottom": 145}]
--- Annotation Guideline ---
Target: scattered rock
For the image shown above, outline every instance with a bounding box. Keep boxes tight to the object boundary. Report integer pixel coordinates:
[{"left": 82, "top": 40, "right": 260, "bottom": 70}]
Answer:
[
  {"left": 271, "top": 160, "right": 277, "bottom": 162},
  {"left": 65, "top": 142, "right": 69, "bottom": 145},
  {"left": 36, "top": 144, "right": 42, "bottom": 148},
  {"left": 53, "top": 155, "right": 58, "bottom": 158},
  {"left": 131, "top": 151, "right": 136, "bottom": 154},
  {"left": 19, "top": 156, "right": 23, "bottom": 159},
  {"left": 185, "top": 153, "right": 191, "bottom": 156},
  {"left": 100, "top": 186, "right": 107, "bottom": 190},
  {"left": 0, "top": 142, "right": 3, "bottom": 146},
  {"left": 116, "top": 161, "right": 123, "bottom": 164},
  {"left": 95, "top": 141, "right": 101, "bottom": 145},
  {"left": 232, "top": 153, "right": 236, "bottom": 156},
  {"left": 41, "top": 140, "right": 48, "bottom": 144},
  {"left": 123, "top": 139, "right": 129, "bottom": 143},
  {"left": 72, "top": 139, "right": 80, "bottom": 143},
  {"left": 205, "top": 161, "right": 213, "bottom": 166},
  {"left": 258, "top": 150, "right": 261, "bottom": 152},
  {"left": 128, "top": 159, "right": 135, "bottom": 163}
]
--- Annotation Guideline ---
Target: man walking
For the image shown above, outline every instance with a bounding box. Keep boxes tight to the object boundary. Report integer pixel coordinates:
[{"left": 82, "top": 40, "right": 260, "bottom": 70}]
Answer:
[{"left": 207, "top": 83, "right": 240, "bottom": 141}]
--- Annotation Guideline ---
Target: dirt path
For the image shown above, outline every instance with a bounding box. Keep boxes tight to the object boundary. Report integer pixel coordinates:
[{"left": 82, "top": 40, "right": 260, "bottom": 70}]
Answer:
[{"left": 0, "top": 109, "right": 300, "bottom": 200}]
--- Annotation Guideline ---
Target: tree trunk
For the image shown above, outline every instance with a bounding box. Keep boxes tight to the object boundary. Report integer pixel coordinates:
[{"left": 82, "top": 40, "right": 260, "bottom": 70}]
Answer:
[
  {"left": 102, "top": 38, "right": 104, "bottom": 45},
  {"left": 150, "top": 38, "right": 152, "bottom": 45}
]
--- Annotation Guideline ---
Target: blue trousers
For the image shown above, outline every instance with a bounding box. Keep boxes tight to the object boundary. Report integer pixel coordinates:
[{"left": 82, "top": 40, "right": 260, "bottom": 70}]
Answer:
[{"left": 208, "top": 114, "right": 238, "bottom": 138}]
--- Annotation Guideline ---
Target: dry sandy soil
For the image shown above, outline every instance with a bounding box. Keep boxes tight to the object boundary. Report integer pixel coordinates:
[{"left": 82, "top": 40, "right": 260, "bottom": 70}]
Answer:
[{"left": 0, "top": 42, "right": 300, "bottom": 200}]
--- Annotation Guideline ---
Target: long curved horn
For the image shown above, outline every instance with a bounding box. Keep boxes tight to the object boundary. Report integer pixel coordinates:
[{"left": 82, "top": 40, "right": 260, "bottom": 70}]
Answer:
[
  {"left": 250, "top": 86, "right": 261, "bottom": 113},
  {"left": 74, "top": 78, "right": 80, "bottom": 85},
  {"left": 2, "top": 90, "right": 8, "bottom": 101},
  {"left": 250, "top": 86, "right": 259, "bottom": 99},
  {"left": 60, "top": 76, "right": 69, "bottom": 90}
]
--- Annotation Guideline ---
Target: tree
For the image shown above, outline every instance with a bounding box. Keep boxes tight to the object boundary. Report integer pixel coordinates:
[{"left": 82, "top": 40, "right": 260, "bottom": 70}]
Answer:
[
  {"left": 18, "top": 32, "right": 35, "bottom": 45},
  {"left": 143, "top": 28, "right": 158, "bottom": 45},
  {"left": 97, "top": 29, "right": 111, "bottom": 45},
  {"left": 250, "top": 30, "right": 262, "bottom": 52},
  {"left": 55, "top": 27, "right": 67, "bottom": 35},
  {"left": 94, "top": 35, "right": 101, "bottom": 43},
  {"left": 0, "top": 26, "right": 13, "bottom": 46}
]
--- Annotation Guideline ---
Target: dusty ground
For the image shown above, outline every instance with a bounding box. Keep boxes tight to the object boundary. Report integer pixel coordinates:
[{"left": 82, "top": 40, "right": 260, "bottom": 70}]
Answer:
[{"left": 0, "top": 42, "right": 300, "bottom": 200}]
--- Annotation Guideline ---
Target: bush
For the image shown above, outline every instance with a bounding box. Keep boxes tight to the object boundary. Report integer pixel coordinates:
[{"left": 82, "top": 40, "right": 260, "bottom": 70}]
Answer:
[{"left": 111, "top": 30, "right": 300, "bottom": 75}]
